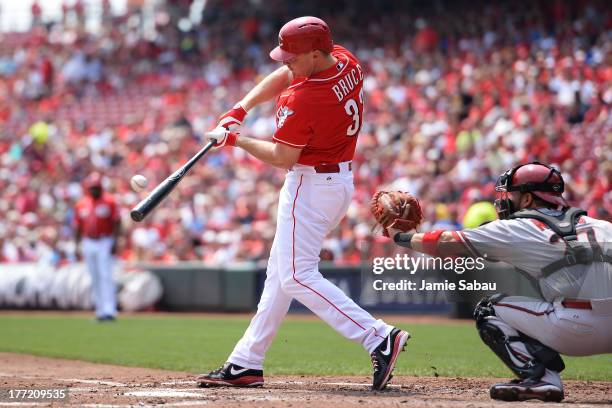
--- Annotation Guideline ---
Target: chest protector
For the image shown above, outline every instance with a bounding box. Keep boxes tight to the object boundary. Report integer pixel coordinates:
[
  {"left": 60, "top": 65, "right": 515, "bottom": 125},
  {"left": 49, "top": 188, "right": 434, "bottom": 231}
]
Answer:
[{"left": 510, "top": 207, "right": 612, "bottom": 276}]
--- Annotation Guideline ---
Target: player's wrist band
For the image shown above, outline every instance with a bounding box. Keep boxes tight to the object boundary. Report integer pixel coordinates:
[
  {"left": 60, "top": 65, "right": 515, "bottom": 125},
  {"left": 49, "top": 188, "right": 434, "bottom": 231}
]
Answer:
[
  {"left": 233, "top": 103, "right": 248, "bottom": 116},
  {"left": 227, "top": 132, "right": 238, "bottom": 147},
  {"left": 422, "top": 230, "right": 445, "bottom": 257},
  {"left": 394, "top": 231, "right": 414, "bottom": 248}
]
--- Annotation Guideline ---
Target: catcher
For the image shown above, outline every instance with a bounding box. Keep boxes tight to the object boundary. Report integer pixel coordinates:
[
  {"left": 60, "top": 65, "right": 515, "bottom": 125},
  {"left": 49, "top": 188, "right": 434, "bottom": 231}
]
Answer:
[{"left": 371, "top": 162, "right": 612, "bottom": 402}]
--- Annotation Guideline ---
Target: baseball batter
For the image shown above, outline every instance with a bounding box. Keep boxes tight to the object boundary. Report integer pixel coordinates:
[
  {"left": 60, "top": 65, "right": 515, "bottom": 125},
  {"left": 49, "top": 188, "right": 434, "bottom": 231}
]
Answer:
[
  {"left": 197, "top": 16, "right": 409, "bottom": 390},
  {"left": 385, "top": 162, "right": 612, "bottom": 402}
]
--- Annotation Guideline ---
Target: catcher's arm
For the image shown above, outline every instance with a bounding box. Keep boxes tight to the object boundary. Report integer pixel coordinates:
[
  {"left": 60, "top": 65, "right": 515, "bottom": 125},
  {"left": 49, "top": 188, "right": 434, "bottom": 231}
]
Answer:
[
  {"left": 371, "top": 190, "right": 471, "bottom": 257},
  {"left": 392, "top": 230, "right": 471, "bottom": 258}
]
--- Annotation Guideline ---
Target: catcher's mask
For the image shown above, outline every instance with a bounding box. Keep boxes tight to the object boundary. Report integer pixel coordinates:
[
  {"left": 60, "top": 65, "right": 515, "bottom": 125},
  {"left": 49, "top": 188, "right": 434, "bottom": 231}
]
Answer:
[{"left": 494, "top": 162, "right": 568, "bottom": 219}]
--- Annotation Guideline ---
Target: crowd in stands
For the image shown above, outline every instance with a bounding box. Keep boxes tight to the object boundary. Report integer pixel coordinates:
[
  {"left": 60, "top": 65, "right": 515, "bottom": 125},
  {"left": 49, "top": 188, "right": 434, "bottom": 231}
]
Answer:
[{"left": 0, "top": 0, "right": 610, "bottom": 265}]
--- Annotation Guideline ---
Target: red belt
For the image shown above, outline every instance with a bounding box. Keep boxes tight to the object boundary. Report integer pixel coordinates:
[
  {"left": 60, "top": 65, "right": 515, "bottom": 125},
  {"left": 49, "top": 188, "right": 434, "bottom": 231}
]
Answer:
[
  {"left": 314, "top": 162, "right": 352, "bottom": 173},
  {"left": 85, "top": 234, "right": 111, "bottom": 240},
  {"left": 561, "top": 299, "right": 592, "bottom": 310}
]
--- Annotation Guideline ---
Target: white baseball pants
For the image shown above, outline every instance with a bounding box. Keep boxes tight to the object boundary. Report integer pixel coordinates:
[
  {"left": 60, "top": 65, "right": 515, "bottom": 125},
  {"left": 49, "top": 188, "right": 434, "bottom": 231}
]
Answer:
[
  {"left": 228, "top": 164, "right": 392, "bottom": 369},
  {"left": 490, "top": 295, "right": 612, "bottom": 389},
  {"left": 82, "top": 237, "right": 117, "bottom": 318}
]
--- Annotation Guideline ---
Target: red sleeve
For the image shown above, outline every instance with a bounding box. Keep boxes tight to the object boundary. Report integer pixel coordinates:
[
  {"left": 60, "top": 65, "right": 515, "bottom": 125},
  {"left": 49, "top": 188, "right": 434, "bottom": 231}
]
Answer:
[
  {"left": 272, "top": 93, "right": 312, "bottom": 148},
  {"left": 332, "top": 44, "right": 358, "bottom": 64},
  {"left": 332, "top": 44, "right": 350, "bottom": 55}
]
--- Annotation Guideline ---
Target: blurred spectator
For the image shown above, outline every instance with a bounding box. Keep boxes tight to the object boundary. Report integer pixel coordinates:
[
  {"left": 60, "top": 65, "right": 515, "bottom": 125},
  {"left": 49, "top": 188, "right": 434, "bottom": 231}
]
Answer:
[
  {"left": 463, "top": 202, "right": 499, "bottom": 229},
  {"left": 0, "top": 0, "right": 609, "bottom": 265},
  {"left": 31, "top": 2, "right": 42, "bottom": 28}
]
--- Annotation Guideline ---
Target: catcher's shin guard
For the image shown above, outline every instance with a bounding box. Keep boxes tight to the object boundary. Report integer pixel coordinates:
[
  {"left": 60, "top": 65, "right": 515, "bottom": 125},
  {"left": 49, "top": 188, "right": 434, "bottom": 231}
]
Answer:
[
  {"left": 522, "top": 335, "right": 565, "bottom": 373},
  {"left": 477, "top": 317, "right": 546, "bottom": 380},
  {"left": 473, "top": 294, "right": 506, "bottom": 323},
  {"left": 474, "top": 295, "right": 565, "bottom": 379}
]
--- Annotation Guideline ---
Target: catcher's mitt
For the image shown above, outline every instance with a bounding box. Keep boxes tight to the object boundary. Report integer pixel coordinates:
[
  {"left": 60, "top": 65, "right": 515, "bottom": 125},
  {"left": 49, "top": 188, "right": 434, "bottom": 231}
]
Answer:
[{"left": 370, "top": 191, "right": 424, "bottom": 237}]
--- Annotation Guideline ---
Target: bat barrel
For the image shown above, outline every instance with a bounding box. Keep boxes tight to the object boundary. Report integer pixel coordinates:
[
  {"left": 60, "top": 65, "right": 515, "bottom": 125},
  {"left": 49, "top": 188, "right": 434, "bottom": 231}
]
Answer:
[
  {"left": 129, "top": 140, "right": 216, "bottom": 222},
  {"left": 129, "top": 177, "right": 180, "bottom": 222}
]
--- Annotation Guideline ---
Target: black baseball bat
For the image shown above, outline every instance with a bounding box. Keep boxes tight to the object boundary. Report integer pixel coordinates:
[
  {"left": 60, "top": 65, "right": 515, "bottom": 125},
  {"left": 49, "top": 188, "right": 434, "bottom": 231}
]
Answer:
[{"left": 130, "top": 140, "right": 216, "bottom": 222}]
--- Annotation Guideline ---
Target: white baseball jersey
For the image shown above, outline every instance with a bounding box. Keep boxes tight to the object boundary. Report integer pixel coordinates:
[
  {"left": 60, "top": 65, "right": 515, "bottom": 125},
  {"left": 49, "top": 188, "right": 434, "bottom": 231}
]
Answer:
[
  {"left": 457, "top": 210, "right": 612, "bottom": 375},
  {"left": 457, "top": 212, "right": 612, "bottom": 302}
]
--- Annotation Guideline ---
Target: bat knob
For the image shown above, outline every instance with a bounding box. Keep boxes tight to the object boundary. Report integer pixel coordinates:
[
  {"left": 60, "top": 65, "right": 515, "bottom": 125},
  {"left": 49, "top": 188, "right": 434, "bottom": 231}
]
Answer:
[{"left": 130, "top": 210, "right": 144, "bottom": 222}]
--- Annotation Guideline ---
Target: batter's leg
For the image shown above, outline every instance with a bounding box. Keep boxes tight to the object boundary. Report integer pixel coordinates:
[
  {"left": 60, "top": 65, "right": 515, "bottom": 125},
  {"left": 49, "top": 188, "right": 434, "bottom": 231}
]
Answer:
[
  {"left": 276, "top": 175, "right": 393, "bottom": 353},
  {"left": 227, "top": 237, "right": 293, "bottom": 370}
]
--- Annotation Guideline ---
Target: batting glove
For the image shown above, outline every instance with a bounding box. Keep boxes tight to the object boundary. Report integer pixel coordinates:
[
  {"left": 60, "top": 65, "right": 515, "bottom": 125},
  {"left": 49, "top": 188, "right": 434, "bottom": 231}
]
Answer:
[
  {"left": 218, "top": 103, "right": 248, "bottom": 130},
  {"left": 206, "top": 126, "right": 238, "bottom": 149}
]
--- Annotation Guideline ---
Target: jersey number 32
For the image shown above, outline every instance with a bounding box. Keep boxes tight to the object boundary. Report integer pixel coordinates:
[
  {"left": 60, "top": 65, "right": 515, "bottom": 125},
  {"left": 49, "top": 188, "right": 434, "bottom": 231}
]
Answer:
[{"left": 344, "top": 88, "right": 364, "bottom": 137}]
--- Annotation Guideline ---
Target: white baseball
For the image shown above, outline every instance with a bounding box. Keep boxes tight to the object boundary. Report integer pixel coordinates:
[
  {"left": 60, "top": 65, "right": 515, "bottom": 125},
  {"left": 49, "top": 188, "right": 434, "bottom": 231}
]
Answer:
[{"left": 130, "top": 174, "right": 148, "bottom": 192}]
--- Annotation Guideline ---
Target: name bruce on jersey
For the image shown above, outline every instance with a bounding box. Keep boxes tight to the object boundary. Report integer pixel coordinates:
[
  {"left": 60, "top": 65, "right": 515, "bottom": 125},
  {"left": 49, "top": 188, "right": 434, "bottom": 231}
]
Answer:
[{"left": 331, "top": 64, "right": 364, "bottom": 102}]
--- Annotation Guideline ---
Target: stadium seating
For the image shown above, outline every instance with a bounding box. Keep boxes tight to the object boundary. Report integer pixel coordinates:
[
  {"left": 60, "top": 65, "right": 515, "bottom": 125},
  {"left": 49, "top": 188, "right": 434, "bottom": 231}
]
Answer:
[{"left": 0, "top": 0, "right": 609, "bottom": 264}]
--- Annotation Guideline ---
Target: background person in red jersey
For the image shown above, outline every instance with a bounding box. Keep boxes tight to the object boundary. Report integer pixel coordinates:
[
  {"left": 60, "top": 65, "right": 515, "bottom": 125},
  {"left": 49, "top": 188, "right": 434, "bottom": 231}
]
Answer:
[{"left": 74, "top": 172, "right": 121, "bottom": 322}]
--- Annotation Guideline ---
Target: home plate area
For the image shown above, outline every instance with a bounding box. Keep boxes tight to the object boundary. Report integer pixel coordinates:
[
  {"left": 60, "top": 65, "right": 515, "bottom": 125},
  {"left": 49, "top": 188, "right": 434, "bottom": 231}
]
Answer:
[{"left": 0, "top": 354, "right": 609, "bottom": 407}]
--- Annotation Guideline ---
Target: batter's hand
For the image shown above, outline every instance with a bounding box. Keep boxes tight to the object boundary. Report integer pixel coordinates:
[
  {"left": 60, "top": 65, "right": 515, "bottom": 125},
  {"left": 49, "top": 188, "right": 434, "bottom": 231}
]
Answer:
[
  {"left": 206, "top": 126, "right": 238, "bottom": 149},
  {"left": 218, "top": 103, "right": 248, "bottom": 130}
]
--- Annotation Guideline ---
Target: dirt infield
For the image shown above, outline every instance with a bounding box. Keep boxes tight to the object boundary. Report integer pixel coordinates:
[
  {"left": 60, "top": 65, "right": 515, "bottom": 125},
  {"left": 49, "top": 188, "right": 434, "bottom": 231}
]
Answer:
[{"left": 0, "top": 353, "right": 609, "bottom": 407}]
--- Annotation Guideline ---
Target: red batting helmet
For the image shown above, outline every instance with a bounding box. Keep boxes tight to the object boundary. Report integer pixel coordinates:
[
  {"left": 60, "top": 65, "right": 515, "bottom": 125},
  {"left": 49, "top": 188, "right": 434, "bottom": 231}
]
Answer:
[{"left": 269, "top": 16, "right": 333, "bottom": 62}]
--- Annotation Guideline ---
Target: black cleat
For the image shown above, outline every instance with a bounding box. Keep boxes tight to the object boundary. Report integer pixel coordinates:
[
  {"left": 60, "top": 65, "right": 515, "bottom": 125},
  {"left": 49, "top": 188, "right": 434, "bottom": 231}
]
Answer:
[
  {"left": 197, "top": 362, "right": 264, "bottom": 388},
  {"left": 371, "top": 328, "right": 410, "bottom": 390},
  {"left": 490, "top": 378, "right": 564, "bottom": 402}
]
